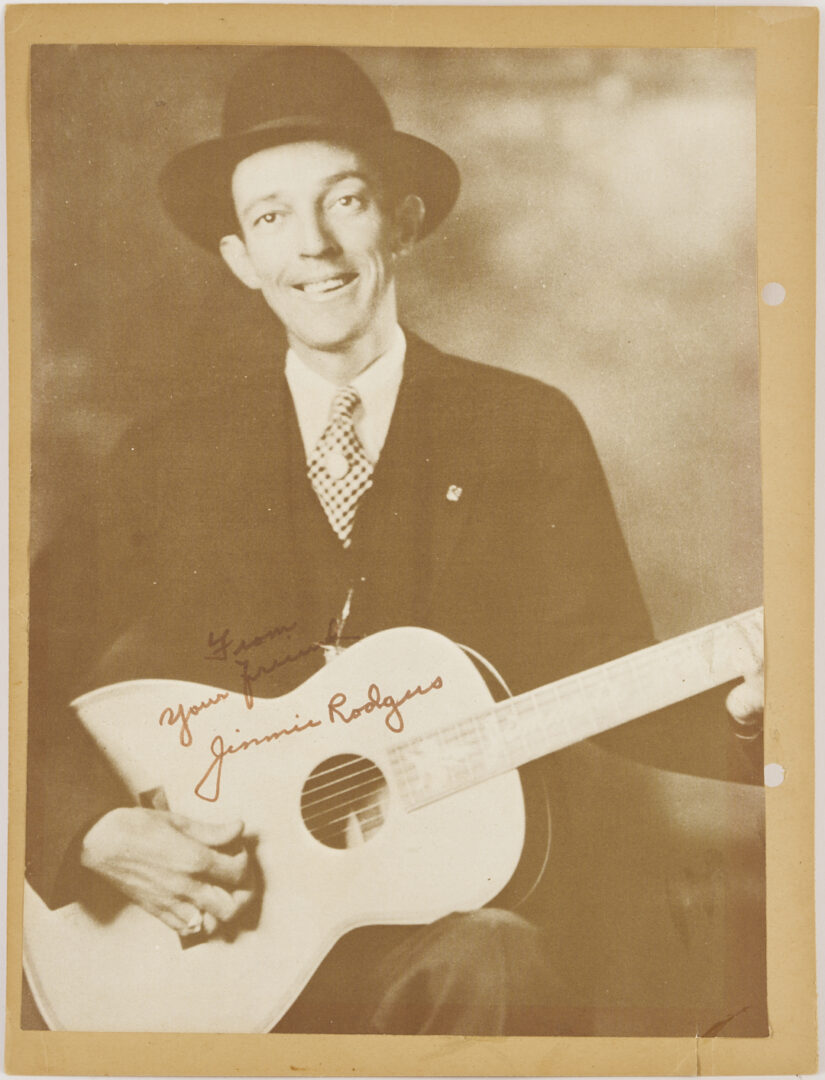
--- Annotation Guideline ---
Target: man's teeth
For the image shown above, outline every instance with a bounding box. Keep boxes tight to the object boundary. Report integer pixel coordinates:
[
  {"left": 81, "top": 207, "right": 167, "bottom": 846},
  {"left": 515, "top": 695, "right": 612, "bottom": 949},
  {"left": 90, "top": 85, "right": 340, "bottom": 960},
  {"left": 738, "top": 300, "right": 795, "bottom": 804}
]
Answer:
[{"left": 300, "top": 277, "right": 349, "bottom": 294}]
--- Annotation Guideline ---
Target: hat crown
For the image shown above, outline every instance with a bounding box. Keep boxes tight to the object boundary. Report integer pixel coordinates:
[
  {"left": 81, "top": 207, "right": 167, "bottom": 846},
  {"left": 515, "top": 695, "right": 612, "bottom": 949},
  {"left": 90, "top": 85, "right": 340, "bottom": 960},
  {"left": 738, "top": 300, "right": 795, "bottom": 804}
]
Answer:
[
  {"left": 223, "top": 47, "right": 393, "bottom": 137},
  {"left": 161, "top": 48, "right": 460, "bottom": 250}
]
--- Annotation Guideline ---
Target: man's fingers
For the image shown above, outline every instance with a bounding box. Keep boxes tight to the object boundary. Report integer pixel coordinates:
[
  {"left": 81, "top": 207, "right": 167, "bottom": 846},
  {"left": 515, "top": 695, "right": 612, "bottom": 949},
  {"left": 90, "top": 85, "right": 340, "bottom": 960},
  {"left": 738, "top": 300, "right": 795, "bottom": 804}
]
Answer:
[
  {"left": 79, "top": 808, "right": 257, "bottom": 933},
  {"left": 230, "top": 886, "right": 255, "bottom": 916},
  {"left": 177, "top": 902, "right": 206, "bottom": 935},
  {"left": 150, "top": 899, "right": 203, "bottom": 935},
  {"left": 168, "top": 814, "right": 245, "bottom": 850},
  {"left": 190, "top": 880, "right": 256, "bottom": 924},
  {"left": 150, "top": 904, "right": 189, "bottom": 933},
  {"left": 191, "top": 882, "right": 241, "bottom": 923},
  {"left": 726, "top": 674, "right": 764, "bottom": 723},
  {"left": 148, "top": 899, "right": 220, "bottom": 938},
  {"left": 202, "top": 846, "right": 249, "bottom": 888}
]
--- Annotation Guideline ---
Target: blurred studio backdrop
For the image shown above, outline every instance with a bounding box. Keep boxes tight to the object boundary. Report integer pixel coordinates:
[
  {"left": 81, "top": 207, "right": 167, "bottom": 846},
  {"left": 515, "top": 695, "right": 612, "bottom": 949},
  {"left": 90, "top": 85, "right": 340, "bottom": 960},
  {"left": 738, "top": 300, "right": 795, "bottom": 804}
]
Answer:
[{"left": 31, "top": 46, "right": 760, "bottom": 640}]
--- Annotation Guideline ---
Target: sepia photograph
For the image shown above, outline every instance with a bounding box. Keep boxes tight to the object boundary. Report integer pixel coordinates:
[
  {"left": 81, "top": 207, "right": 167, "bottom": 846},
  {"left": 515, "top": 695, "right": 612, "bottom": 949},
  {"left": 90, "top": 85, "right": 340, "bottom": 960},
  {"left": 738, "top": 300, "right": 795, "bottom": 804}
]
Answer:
[{"left": 21, "top": 38, "right": 769, "bottom": 1041}]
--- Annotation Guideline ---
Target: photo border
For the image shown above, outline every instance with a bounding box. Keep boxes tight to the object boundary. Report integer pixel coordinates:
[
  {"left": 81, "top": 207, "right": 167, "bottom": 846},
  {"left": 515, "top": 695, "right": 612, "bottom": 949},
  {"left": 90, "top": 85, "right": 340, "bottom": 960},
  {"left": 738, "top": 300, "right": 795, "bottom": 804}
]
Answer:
[{"left": 6, "top": 5, "right": 817, "bottom": 1075}]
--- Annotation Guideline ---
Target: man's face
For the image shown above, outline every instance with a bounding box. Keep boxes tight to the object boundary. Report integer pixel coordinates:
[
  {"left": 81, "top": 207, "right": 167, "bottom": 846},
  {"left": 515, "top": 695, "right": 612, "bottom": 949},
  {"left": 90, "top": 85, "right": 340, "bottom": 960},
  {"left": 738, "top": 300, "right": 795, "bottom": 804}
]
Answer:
[{"left": 222, "top": 141, "right": 410, "bottom": 355}]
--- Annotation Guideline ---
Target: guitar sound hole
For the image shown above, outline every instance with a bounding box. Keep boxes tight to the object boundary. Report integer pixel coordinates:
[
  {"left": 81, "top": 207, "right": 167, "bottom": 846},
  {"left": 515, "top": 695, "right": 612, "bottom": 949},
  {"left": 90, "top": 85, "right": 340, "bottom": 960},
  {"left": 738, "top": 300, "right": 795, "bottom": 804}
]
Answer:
[{"left": 301, "top": 754, "right": 388, "bottom": 849}]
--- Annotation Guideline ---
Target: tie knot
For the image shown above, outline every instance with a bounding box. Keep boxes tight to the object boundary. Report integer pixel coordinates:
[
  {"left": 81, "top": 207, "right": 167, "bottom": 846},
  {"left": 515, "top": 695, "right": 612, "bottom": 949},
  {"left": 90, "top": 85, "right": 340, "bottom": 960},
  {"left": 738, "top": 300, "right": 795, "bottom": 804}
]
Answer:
[{"left": 331, "top": 386, "right": 360, "bottom": 422}]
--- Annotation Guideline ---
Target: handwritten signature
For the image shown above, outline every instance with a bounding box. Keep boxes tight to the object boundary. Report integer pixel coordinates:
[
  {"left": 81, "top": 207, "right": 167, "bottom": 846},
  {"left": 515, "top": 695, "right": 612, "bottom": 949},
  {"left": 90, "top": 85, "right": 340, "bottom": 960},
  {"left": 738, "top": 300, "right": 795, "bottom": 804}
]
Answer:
[
  {"left": 158, "top": 691, "right": 230, "bottom": 747},
  {"left": 193, "top": 675, "right": 444, "bottom": 803},
  {"left": 157, "top": 616, "right": 357, "bottom": 751},
  {"left": 204, "top": 622, "right": 298, "bottom": 663},
  {"left": 194, "top": 715, "right": 322, "bottom": 803},
  {"left": 206, "top": 617, "right": 357, "bottom": 709},
  {"left": 328, "top": 677, "right": 444, "bottom": 735}
]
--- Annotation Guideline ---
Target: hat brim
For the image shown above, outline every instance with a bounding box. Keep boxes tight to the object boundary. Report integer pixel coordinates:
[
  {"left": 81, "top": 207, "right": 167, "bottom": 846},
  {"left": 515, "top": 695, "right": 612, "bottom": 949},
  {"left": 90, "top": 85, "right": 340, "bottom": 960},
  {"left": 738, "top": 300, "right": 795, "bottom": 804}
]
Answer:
[{"left": 159, "top": 122, "right": 460, "bottom": 251}]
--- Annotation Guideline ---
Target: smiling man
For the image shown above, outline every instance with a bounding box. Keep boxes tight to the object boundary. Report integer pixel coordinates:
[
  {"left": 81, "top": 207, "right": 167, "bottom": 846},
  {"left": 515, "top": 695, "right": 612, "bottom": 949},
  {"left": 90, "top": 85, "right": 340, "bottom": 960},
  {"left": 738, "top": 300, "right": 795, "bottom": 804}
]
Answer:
[
  {"left": 219, "top": 142, "right": 421, "bottom": 380},
  {"left": 25, "top": 47, "right": 765, "bottom": 1036}
]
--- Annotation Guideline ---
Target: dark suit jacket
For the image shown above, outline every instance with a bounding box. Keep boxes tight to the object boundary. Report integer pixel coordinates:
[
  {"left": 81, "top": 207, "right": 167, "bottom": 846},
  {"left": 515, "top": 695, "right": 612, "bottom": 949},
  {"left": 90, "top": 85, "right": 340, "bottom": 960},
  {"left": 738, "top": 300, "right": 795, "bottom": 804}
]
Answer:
[{"left": 26, "top": 332, "right": 766, "bottom": 1033}]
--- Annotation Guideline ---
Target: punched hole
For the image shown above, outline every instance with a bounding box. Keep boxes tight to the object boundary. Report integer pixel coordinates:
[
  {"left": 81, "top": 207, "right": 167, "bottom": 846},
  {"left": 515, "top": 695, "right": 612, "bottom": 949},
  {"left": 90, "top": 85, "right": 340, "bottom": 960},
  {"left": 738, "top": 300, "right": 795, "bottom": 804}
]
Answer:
[
  {"left": 764, "top": 762, "right": 785, "bottom": 788},
  {"left": 761, "top": 282, "right": 786, "bottom": 306}
]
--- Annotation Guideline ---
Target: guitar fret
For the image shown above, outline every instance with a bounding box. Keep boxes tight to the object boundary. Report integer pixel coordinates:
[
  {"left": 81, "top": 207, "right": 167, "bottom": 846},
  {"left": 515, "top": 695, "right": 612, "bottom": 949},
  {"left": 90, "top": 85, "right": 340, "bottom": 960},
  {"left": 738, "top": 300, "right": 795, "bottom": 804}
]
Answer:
[
  {"left": 545, "top": 680, "right": 569, "bottom": 743},
  {"left": 533, "top": 683, "right": 568, "bottom": 751},
  {"left": 514, "top": 693, "right": 538, "bottom": 763},
  {"left": 581, "top": 670, "right": 610, "bottom": 737},
  {"left": 577, "top": 671, "right": 604, "bottom": 734},
  {"left": 604, "top": 665, "right": 625, "bottom": 727},
  {"left": 497, "top": 698, "right": 528, "bottom": 769},
  {"left": 395, "top": 607, "right": 762, "bottom": 811}
]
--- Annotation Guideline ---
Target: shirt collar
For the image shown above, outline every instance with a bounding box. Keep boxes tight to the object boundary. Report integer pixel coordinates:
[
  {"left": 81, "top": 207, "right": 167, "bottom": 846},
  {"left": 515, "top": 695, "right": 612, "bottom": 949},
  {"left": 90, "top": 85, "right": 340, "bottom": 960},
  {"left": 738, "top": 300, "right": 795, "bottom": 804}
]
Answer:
[{"left": 285, "top": 325, "right": 406, "bottom": 462}]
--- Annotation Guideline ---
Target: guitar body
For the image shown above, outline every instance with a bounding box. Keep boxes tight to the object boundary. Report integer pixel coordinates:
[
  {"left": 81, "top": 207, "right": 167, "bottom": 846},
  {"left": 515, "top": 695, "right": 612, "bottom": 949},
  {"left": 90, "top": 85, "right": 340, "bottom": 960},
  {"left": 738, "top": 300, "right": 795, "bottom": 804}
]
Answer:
[{"left": 23, "top": 628, "right": 527, "bottom": 1032}]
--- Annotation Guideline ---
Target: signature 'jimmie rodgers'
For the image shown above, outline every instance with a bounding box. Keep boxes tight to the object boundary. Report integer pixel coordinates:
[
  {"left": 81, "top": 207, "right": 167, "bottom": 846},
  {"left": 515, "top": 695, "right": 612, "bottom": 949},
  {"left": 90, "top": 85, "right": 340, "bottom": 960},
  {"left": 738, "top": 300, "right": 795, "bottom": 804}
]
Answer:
[{"left": 191, "top": 674, "right": 445, "bottom": 803}]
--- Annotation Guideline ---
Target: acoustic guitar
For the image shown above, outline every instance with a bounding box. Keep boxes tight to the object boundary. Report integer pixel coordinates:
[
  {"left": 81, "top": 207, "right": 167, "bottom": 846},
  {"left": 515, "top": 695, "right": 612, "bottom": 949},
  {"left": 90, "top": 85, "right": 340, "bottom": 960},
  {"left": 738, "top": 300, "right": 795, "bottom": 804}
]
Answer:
[{"left": 23, "top": 608, "right": 763, "bottom": 1032}]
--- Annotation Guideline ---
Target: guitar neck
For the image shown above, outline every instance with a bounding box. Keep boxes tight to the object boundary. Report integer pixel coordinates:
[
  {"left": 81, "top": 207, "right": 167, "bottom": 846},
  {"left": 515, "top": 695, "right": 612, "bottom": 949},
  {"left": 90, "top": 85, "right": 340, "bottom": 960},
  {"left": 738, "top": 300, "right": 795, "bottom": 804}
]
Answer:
[{"left": 390, "top": 607, "right": 763, "bottom": 811}]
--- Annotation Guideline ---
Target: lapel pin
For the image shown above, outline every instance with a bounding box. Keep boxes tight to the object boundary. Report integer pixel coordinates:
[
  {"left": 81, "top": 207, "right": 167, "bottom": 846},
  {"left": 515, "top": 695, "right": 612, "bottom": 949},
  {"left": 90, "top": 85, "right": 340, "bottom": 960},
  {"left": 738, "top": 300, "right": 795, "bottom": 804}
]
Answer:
[{"left": 446, "top": 485, "right": 463, "bottom": 502}]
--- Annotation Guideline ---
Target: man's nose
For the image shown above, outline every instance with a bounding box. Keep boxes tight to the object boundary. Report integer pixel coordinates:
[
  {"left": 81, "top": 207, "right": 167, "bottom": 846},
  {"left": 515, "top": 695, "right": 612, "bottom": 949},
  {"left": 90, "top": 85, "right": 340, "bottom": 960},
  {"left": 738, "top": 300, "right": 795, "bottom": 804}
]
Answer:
[{"left": 299, "top": 209, "right": 338, "bottom": 258}]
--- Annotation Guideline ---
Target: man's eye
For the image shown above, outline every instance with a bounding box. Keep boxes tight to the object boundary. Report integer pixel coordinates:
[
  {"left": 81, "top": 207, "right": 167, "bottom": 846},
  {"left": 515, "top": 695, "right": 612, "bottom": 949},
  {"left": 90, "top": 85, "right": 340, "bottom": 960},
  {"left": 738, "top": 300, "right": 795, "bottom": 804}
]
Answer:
[
  {"left": 254, "top": 211, "right": 284, "bottom": 227},
  {"left": 333, "top": 194, "right": 365, "bottom": 212}
]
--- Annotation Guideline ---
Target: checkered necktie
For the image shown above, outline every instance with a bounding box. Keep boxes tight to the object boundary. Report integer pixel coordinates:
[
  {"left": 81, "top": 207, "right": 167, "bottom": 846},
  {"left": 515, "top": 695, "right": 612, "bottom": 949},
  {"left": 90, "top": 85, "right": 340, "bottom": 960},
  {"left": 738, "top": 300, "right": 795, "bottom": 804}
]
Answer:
[{"left": 308, "top": 386, "right": 374, "bottom": 547}]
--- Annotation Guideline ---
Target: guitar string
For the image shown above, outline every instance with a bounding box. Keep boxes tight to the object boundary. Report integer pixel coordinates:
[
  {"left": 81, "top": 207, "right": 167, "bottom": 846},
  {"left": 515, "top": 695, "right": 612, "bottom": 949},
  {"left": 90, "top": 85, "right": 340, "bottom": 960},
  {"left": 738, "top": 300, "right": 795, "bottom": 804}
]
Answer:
[
  {"left": 310, "top": 813, "right": 384, "bottom": 843},
  {"left": 298, "top": 713, "right": 541, "bottom": 807},
  {"left": 296, "top": 754, "right": 439, "bottom": 797},
  {"left": 251, "top": 610, "right": 758, "bottom": 752},
  {"left": 292, "top": 718, "right": 495, "bottom": 800},
  {"left": 302, "top": 756, "right": 372, "bottom": 781},
  {"left": 302, "top": 766, "right": 385, "bottom": 809},
  {"left": 301, "top": 776, "right": 388, "bottom": 818},
  {"left": 294, "top": 701, "right": 540, "bottom": 800},
  {"left": 301, "top": 744, "right": 526, "bottom": 828},
  {"left": 302, "top": 776, "right": 385, "bottom": 813},
  {"left": 298, "top": 700, "right": 564, "bottom": 806},
  {"left": 297, "top": 743, "right": 476, "bottom": 806},
  {"left": 297, "top": 682, "right": 639, "bottom": 809},
  {"left": 291, "top": 758, "right": 392, "bottom": 798},
  {"left": 302, "top": 759, "right": 378, "bottom": 792},
  {"left": 303, "top": 797, "right": 387, "bottom": 833},
  {"left": 295, "top": 611, "right": 762, "bottom": 810},
  {"left": 300, "top": 764, "right": 391, "bottom": 803},
  {"left": 296, "top": 771, "right": 396, "bottom": 810},
  {"left": 300, "top": 676, "right": 685, "bottom": 817},
  {"left": 306, "top": 725, "right": 741, "bottom": 828},
  {"left": 309, "top": 800, "right": 385, "bottom": 831},
  {"left": 302, "top": 784, "right": 394, "bottom": 826},
  {"left": 298, "top": 654, "right": 661, "bottom": 804}
]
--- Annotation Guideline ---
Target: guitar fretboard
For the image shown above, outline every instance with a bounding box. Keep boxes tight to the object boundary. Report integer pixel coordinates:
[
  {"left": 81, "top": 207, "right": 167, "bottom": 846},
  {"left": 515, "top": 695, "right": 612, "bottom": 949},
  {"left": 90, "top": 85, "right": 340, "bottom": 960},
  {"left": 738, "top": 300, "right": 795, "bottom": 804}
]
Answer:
[{"left": 388, "top": 608, "right": 763, "bottom": 811}]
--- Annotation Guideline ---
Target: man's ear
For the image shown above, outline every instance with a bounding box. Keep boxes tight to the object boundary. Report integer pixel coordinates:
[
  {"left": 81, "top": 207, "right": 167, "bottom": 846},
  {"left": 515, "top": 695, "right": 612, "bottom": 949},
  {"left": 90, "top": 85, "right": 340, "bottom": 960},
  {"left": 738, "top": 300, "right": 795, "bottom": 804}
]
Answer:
[
  {"left": 393, "top": 195, "right": 426, "bottom": 257},
  {"left": 219, "top": 233, "right": 262, "bottom": 290}
]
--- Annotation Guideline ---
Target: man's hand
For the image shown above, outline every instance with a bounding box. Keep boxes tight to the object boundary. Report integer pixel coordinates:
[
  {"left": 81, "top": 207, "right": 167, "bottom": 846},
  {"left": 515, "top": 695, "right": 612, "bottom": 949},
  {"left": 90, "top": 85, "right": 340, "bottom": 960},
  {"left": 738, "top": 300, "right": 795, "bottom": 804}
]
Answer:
[
  {"left": 726, "top": 669, "right": 764, "bottom": 738},
  {"left": 80, "top": 807, "right": 255, "bottom": 936}
]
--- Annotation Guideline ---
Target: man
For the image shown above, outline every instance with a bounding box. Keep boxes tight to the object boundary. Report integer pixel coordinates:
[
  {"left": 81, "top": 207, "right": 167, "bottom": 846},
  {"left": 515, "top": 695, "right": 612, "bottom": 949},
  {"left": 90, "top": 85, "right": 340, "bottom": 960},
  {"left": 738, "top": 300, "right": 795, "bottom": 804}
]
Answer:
[{"left": 26, "top": 47, "right": 765, "bottom": 1035}]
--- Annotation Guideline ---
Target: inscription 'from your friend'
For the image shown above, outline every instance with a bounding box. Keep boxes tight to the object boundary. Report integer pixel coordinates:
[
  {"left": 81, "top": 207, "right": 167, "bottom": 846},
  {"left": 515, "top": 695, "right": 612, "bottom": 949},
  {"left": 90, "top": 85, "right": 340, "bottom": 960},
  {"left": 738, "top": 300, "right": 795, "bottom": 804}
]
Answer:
[
  {"left": 205, "top": 617, "right": 359, "bottom": 709},
  {"left": 192, "top": 675, "right": 444, "bottom": 803},
  {"left": 159, "top": 691, "right": 230, "bottom": 747}
]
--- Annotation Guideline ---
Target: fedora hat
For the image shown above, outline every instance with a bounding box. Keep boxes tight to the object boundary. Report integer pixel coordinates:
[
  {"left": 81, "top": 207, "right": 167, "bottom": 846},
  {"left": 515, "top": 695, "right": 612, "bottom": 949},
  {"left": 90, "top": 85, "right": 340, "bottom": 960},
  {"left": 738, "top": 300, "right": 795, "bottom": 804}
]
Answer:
[{"left": 160, "top": 47, "right": 460, "bottom": 251}]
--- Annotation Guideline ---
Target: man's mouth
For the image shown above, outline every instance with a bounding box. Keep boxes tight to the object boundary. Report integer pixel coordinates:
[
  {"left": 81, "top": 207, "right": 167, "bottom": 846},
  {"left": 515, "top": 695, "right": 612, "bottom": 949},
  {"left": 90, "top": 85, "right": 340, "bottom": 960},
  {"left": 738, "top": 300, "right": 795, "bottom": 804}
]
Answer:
[{"left": 294, "top": 273, "right": 358, "bottom": 296}]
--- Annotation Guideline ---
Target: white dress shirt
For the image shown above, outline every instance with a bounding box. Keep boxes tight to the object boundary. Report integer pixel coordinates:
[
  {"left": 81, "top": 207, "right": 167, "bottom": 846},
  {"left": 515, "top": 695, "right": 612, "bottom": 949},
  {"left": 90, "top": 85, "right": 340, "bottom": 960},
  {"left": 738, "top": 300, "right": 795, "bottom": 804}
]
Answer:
[{"left": 285, "top": 325, "right": 406, "bottom": 464}]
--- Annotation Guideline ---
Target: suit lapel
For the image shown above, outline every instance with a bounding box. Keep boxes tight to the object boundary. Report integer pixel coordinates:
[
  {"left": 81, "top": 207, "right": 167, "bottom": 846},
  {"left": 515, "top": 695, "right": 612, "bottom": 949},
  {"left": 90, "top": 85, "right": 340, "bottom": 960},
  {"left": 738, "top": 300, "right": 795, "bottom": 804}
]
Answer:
[
  {"left": 249, "top": 335, "right": 477, "bottom": 627},
  {"left": 367, "top": 333, "right": 477, "bottom": 617},
  {"left": 228, "top": 367, "right": 307, "bottom": 616}
]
